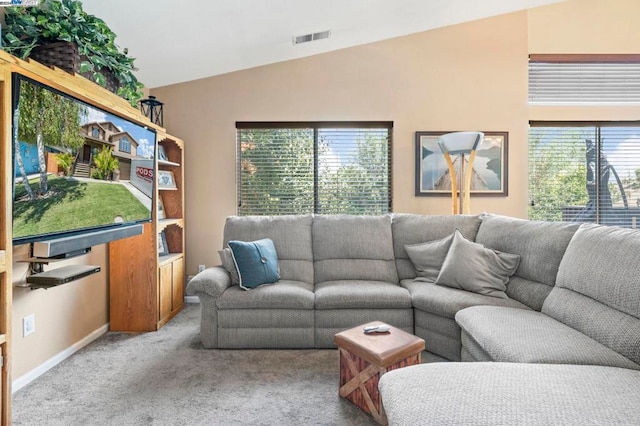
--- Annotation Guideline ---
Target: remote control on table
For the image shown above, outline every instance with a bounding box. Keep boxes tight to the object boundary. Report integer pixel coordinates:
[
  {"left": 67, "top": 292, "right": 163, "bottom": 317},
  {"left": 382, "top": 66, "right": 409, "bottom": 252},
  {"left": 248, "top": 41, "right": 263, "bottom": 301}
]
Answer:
[{"left": 363, "top": 324, "right": 391, "bottom": 334}]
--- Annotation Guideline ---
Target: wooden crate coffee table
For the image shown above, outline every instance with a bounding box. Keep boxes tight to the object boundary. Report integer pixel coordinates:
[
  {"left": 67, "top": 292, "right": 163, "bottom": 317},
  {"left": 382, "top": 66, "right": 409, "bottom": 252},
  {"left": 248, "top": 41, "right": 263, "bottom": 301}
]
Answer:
[{"left": 334, "top": 322, "right": 425, "bottom": 424}]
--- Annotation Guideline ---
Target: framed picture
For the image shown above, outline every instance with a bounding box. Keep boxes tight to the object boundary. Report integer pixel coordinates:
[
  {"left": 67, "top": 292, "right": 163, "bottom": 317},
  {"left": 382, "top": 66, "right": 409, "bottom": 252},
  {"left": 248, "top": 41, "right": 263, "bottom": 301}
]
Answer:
[
  {"left": 157, "top": 144, "right": 168, "bottom": 162},
  {"left": 157, "top": 195, "right": 166, "bottom": 220},
  {"left": 158, "top": 170, "right": 177, "bottom": 189},
  {"left": 415, "top": 131, "right": 508, "bottom": 196},
  {"left": 158, "top": 231, "right": 169, "bottom": 256}
]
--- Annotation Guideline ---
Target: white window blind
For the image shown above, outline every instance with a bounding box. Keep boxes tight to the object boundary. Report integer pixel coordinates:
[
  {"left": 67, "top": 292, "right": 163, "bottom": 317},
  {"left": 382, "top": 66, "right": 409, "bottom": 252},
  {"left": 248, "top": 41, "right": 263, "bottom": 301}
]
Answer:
[
  {"left": 529, "top": 124, "right": 640, "bottom": 228},
  {"left": 529, "top": 56, "right": 640, "bottom": 103},
  {"left": 236, "top": 122, "right": 392, "bottom": 216}
]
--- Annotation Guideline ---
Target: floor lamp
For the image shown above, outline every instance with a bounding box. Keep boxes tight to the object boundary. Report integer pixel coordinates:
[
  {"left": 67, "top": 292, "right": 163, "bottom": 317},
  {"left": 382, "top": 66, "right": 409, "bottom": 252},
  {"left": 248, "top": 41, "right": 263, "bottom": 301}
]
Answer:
[{"left": 437, "top": 131, "right": 484, "bottom": 215}]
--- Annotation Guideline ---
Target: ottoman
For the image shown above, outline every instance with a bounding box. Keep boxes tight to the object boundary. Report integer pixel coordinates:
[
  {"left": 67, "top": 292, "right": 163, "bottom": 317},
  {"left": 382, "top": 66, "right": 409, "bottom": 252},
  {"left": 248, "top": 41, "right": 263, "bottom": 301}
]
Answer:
[
  {"left": 378, "top": 363, "right": 640, "bottom": 425},
  {"left": 334, "top": 321, "right": 425, "bottom": 424}
]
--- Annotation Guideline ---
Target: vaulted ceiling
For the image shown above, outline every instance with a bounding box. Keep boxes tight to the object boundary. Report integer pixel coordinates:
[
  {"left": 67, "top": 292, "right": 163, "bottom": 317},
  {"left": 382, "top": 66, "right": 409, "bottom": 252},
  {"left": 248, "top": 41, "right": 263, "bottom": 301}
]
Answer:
[{"left": 81, "top": 0, "right": 565, "bottom": 89}]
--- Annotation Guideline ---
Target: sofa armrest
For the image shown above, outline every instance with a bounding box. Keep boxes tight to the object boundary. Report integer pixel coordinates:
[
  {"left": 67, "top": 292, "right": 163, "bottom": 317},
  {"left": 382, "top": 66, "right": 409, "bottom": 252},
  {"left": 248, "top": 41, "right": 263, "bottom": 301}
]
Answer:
[{"left": 186, "top": 266, "right": 232, "bottom": 298}]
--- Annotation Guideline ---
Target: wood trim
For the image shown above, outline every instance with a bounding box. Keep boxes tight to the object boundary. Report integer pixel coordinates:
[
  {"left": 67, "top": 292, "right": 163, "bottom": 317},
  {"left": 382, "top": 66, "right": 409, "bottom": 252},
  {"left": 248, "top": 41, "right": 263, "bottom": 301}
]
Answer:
[
  {"left": 529, "top": 54, "right": 640, "bottom": 63},
  {"left": 530, "top": 120, "right": 640, "bottom": 127},
  {"left": 0, "top": 51, "right": 162, "bottom": 132},
  {"left": 236, "top": 121, "right": 393, "bottom": 129},
  {"left": 0, "top": 67, "right": 12, "bottom": 426}
]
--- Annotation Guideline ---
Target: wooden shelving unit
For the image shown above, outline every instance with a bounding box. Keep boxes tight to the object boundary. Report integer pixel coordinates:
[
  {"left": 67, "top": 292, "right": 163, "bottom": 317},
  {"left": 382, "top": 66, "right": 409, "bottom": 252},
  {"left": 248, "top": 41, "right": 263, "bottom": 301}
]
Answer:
[
  {"left": 155, "top": 133, "right": 185, "bottom": 327},
  {"left": 0, "top": 49, "right": 177, "bottom": 423},
  {"left": 109, "top": 132, "right": 185, "bottom": 331}
]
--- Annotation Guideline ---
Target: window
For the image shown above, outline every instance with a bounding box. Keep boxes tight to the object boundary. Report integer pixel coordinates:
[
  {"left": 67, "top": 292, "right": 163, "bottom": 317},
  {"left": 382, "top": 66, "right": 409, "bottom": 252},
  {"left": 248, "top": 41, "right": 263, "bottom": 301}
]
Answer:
[
  {"left": 236, "top": 122, "right": 392, "bottom": 215},
  {"left": 529, "top": 123, "right": 640, "bottom": 228},
  {"left": 119, "top": 137, "right": 131, "bottom": 153},
  {"left": 92, "top": 127, "right": 100, "bottom": 138},
  {"left": 529, "top": 54, "right": 640, "bottom": 103}
]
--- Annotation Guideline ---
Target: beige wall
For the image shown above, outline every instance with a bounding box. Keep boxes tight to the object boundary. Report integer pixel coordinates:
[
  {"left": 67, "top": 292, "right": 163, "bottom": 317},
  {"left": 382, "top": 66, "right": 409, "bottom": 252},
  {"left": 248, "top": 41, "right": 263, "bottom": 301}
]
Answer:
[
  {"left": 12, "top": 243, "right": 109, "bottom": 379},
  {"left": 529, "top": 0, "right": 640, "bottom": 54},
  {"left": 153, "top": 12, "right": 530, "bottom": 275}
]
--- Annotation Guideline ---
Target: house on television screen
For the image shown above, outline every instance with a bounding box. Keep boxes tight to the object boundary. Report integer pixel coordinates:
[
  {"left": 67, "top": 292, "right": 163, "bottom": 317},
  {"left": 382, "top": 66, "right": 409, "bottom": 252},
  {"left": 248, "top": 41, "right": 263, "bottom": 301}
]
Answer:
[{"left": 78, "top": 121, "right": 141, "bottom": 179}]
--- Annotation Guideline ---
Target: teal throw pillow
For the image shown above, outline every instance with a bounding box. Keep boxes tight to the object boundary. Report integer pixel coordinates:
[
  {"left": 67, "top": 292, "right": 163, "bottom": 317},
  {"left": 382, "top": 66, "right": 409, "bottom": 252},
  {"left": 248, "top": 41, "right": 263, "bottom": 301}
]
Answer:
[{"left": 228, "top": 238, "right": 280, "bottom": 290}]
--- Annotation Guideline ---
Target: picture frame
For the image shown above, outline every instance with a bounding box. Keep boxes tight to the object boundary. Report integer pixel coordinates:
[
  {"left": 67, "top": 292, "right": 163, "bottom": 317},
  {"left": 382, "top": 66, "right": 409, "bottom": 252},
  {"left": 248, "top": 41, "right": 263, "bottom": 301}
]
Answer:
[
  {"left": 157, "top": 195, "right": 166, "bottom": 220},
  {"left": 157, "top": 170, "right": 177, "bottom": 189},
  {"left": 158, "top": 231, "right": 169, "bottom": 256},
  {"left": 157, "top": 144, "right": 168, "bottom": 162},
  {"left": 415, "top": 131, "right": 508, "bottom": 196}
]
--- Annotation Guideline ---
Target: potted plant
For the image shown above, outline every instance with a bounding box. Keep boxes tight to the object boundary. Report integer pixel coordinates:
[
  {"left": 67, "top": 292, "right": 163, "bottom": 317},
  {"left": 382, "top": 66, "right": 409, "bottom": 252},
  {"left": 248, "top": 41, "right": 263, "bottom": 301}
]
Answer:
[{"left": 2, "top": 0, "right": 144, "bottom": 105}]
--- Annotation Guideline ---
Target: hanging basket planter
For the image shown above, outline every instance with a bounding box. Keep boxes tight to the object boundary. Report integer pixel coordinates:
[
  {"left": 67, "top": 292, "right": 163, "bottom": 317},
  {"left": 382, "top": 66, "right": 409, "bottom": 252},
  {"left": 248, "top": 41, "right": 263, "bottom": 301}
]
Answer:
[
  {"left": 1, "top": 0, "right": 143, "bottom": 105},
  {"left": 29, "top": 41, "right": 120, "bottom": 94}
]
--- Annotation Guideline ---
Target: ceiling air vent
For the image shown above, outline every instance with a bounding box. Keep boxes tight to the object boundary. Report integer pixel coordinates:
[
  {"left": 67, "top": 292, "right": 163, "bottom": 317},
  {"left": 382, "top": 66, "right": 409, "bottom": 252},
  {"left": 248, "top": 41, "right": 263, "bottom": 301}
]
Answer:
[{"left": 293, "top": 30, "right": 331, "bottom": 45}]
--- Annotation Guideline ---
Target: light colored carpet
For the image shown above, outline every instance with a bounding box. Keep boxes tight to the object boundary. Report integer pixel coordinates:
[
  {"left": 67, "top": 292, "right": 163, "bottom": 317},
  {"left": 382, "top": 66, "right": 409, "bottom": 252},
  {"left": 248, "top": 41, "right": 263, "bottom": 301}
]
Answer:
[{"left": 13, "top": 304, "right": 376, "bottom": 425}]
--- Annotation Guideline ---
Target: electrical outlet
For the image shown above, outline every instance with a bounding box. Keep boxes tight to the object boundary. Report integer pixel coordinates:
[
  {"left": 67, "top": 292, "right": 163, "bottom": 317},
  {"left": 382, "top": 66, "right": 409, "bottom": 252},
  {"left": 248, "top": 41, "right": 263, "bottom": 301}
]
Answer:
[
  {"left": 198, "top": 265, "right": 206, "bottom": 273},
  {"left": 23, "top": 314, "right": 35, "bottom": 337}
]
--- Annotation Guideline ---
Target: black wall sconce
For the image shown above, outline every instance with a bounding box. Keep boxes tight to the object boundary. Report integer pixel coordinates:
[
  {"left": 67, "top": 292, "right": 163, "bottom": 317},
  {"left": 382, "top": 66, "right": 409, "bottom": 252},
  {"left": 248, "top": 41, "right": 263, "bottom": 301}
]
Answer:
[{"left": 139, "top": 95, "right": 164, "bottom": 127}]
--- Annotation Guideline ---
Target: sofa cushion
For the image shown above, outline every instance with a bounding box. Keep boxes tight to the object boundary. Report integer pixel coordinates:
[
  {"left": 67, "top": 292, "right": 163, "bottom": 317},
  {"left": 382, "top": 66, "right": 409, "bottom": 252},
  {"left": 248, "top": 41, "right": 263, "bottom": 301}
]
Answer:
[
  {"left": 314, "top": 308, "right": 414, "bottom": 348},
  {"left": 476, "top": 214, "right": 580, "bottom": 309},
  {"left": 392, "top": 214, "right": 482, "bottom": 280},
  {"left": 543, "top": 224, "right": 640, "bottom": 365},
  {"left": 224, "top": 215, "right": 314, "bottom": 283},
  {"left": 404, "top": 233, "right": 453, "bottom": 282},
  {"left": 379, "top": 363, "right": 640, "bottom": 426},
  {"left": 313, "top": 215, "right": 398, "bottom": 283},
  {"left": 402, "top": 280, "right": 530, "bottom": 318},
  {"left": 314, "top": 280, "right": 411, "bottom": 310},
  {"left": 228, "top": 238, "right": 280, "bottom": 289},
  {"left": 216, "top": 280, "right": 314, "bottom": 310},
  {"left": 456, "top": 306, "right": 640, "bottom": 369},
  {"left": 435, "top": 229, "right": 520, "bottom": 299}
]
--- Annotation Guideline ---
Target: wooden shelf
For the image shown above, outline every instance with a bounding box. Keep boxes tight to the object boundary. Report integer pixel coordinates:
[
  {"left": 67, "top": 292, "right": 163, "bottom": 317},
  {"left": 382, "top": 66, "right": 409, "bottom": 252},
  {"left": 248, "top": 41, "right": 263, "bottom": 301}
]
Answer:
[
  {"left": 159, "top": 252, "right": 183, "bottom": 266},
  {"left": 158, "top": 218, "right": 184, "bottom": 232},
  {"left": 110, "top": 132, "right": 185, "bottom": 332},
  {"left": 158, "top": 159, "right": 180, "bottom": 167}
]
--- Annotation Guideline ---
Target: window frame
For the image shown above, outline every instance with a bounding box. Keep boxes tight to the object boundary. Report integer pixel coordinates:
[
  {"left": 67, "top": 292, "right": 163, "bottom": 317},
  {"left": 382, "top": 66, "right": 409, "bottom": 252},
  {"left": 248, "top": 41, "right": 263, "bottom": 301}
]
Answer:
[
  {"left": 529, "top": 120, "right": 640, "bottom": 226},
  {"left": 235, "top": 121, "right": 393, "bottom": 215},
  {"left": 119, "top": 136, "right": 131, "bottom": 154}
]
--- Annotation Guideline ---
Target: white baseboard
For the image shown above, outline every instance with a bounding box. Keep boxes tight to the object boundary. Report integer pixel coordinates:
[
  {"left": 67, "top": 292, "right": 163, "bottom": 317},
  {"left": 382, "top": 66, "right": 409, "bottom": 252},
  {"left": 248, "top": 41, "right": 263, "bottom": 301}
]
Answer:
[
  {"left": 184, "top": 295, "right": 199, "bottom": 304},
  {"left": 13, "top": 323, "right": 109, "bottom": 393}
]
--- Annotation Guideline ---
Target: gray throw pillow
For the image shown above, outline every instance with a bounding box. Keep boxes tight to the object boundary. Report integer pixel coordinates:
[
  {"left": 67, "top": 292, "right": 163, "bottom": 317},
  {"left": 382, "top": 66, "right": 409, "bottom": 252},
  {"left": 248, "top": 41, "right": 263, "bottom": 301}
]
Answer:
[
  {"left": 404, "top": 233, "right": 455, "bottom": 282},
  {"left": 435, "top": 229, "right": 520, "bottom": 299},
  {"left": 218, "top": 248, "right": 240, "bottom": 286}
]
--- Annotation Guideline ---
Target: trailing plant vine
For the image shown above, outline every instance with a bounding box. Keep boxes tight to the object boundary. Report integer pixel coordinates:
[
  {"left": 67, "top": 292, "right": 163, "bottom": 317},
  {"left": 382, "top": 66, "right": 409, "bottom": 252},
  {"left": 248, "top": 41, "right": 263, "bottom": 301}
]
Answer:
[{"left": 2, "top": 0, "right": 144, "bottom": 104}]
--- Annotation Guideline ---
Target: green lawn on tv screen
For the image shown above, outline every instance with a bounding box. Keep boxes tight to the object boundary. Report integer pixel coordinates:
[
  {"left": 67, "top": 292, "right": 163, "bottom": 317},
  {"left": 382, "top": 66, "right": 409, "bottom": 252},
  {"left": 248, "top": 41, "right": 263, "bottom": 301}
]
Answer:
[{"left": 13, "top": 176, "right": 150, "bottom": 239}]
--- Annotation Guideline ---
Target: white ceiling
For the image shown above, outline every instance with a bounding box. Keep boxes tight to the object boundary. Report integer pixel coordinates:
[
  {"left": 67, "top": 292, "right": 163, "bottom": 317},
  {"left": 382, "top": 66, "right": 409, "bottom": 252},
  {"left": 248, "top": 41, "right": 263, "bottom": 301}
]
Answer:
[{"left": 81, "top": 0, "right": 565, "bottom": 89}]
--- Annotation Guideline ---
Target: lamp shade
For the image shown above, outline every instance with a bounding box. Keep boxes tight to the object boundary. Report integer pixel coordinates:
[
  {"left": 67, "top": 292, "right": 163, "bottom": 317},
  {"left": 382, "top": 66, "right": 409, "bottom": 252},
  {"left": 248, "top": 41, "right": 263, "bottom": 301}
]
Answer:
[{"left": 437, "top": 131, "right": 484, "bottom": 155}]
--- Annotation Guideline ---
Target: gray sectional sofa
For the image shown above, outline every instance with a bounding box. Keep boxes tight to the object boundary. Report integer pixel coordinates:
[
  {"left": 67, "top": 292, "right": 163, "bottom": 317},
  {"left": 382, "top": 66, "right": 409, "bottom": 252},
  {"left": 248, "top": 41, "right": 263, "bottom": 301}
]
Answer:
[
  {"left": 379, "top": 217, "right": 640, "bottom": 425},
  {"left": 187, "top": 212, "right": 640, "bottom": 424}
]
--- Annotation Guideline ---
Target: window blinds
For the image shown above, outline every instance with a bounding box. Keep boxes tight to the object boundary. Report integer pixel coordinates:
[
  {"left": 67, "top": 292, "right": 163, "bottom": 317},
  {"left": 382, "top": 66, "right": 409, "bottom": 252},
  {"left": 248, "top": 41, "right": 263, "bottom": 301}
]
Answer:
[
  {"left": 529, "top": 58, "right": 640, "bottom": 103},
  {"left": 529, "top": 124, "right": 640, "bottom": 229},
  {"left": 236, "top": 122, "right": 392, "bottom": 216}
]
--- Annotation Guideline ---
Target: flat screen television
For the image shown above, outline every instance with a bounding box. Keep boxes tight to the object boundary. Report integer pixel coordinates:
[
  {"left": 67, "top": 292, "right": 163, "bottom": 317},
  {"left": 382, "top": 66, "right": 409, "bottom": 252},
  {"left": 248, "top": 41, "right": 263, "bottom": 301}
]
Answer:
[{"left": 12, "top": 73, "right": 156, "bottom": 248}]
